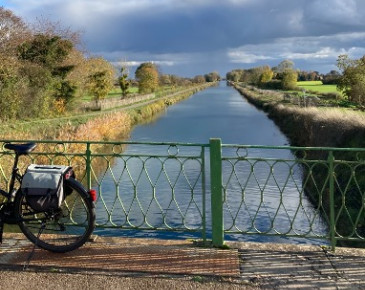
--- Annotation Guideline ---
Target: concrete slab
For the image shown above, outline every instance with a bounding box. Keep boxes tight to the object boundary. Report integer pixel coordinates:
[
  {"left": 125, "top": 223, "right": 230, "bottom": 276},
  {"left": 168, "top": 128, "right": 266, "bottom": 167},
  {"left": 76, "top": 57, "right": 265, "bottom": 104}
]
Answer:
[{"left": 227, "top": 241, "right": 365, "bottom": 289}]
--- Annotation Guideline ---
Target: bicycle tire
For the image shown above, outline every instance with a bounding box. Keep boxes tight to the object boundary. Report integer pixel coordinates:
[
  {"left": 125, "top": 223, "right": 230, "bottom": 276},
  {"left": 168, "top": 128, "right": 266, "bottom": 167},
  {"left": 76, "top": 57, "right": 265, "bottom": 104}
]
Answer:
[{"left": 15, "top": 177, "right": 96, "bottom": 253}]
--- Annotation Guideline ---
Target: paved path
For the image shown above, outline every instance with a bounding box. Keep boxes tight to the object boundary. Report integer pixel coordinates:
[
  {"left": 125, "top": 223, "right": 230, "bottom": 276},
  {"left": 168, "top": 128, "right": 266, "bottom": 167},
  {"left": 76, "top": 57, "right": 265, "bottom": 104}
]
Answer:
[{"left": 0, "top": 234, "right": 364, "bottom": 289}]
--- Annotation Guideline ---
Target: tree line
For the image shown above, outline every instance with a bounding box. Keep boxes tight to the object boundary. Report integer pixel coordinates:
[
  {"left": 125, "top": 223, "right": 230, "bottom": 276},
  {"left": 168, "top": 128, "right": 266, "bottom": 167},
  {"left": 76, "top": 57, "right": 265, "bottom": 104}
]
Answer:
[
  {"left": 0, "top": 7, "right": 117, "bottom": 120},
  {"left": 226, "top": 58, "right": 365, "bottom": 107},
  {"left": 0, "top": 7, "right": 221, "bottom": 121}
]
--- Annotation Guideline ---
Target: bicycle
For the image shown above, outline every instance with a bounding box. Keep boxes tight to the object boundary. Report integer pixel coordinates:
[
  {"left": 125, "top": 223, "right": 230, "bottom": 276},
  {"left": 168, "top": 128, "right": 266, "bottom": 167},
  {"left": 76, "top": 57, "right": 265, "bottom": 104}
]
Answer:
[{"left": 0, "top": 142, "right": 96, "bottom": 253}]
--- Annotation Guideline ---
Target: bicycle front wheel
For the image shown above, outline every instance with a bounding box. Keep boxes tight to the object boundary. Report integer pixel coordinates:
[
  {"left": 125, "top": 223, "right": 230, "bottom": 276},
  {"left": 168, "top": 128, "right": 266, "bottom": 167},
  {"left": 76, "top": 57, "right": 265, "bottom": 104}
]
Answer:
[{"left": 15, "top": 177, "right": 95, "bottom": 253}]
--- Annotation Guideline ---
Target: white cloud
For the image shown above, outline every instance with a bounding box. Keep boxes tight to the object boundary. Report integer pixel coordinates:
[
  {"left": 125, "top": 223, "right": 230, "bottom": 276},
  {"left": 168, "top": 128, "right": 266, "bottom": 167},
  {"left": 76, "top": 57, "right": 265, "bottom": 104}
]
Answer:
[
  {"left": 281, "top": 47, "right": 346, "bottom": 60},
  {"left": 113, "top": 60, "right": 176, "bottom": 68},
  {"left": 227, "top": 50, "right": 274, "bottom": 63},
  {"left": 228, "top": 32, "right": 365, "bottom": 65}
]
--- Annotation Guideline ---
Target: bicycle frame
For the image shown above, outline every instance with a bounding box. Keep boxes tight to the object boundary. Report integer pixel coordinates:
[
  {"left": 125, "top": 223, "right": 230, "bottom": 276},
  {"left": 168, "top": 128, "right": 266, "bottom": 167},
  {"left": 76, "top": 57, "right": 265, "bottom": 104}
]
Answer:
[{"left": 0, "top": 152, "right": 22, "bottom": 201}]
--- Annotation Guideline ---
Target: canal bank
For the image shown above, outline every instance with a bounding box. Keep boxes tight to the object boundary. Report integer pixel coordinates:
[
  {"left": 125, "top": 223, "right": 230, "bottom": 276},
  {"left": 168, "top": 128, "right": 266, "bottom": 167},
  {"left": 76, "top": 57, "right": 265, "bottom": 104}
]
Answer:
[
  {"left": 0, "top": 82, "right": 216, "bottom": 142},
  {"left": 231, "top": 83, "right": 365, "bottom": 148}
]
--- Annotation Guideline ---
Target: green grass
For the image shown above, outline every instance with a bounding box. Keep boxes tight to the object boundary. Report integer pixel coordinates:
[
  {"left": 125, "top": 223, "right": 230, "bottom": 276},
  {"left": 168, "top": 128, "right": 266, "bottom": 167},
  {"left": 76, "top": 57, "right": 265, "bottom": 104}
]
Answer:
[
  {"left": 297, "top": 81, "right": 339, "bottom": 94},
  {"left": 82, "top": 86, "right": 139, "bottom": 101}
]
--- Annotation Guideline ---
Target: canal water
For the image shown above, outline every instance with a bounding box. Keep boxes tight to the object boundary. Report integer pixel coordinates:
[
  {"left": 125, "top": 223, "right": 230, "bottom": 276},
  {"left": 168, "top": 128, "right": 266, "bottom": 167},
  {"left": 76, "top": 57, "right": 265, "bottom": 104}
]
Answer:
[{"left": 94, "top": 82, "right": 328, "bottom": 245}]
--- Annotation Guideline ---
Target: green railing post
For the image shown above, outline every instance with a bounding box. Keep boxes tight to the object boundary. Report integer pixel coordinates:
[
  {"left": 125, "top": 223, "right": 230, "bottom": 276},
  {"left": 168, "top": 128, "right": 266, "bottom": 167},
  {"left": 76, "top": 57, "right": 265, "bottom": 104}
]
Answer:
[
  {"left": 328, "top": 151, "right": 336, "bottom": 251},
  {"left": 201, "top": 146, "right": 207, "bottom": 244},
  {"left": 86, "top": 142, "right": 92, "bottom": 190},
  {"left": 210, "top": 138, "right": 224, "bottom": 247}
]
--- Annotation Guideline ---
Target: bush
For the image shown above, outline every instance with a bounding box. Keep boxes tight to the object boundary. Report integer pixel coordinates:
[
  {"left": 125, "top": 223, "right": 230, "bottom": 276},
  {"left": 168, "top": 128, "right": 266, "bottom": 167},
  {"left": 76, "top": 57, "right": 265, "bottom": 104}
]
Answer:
[
  {"left": 281, "top": 70, "right": 298, "bottom": 90},
  {"left": 259, "top": 80, "right": 282, "bottom": 90}
]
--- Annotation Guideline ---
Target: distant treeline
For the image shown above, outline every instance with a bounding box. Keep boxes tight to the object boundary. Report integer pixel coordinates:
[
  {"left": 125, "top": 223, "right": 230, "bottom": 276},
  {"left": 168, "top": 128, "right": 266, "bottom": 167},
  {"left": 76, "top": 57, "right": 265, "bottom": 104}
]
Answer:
[{"left": 226, "top": 57, "right": 365, "bottom": 108}]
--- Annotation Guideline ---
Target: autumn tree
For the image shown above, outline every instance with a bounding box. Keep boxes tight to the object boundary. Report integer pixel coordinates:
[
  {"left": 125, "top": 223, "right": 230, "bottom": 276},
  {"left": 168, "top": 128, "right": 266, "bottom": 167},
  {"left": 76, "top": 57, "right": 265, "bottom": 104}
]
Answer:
[
  {"left": 281, "top": 69, "right": 298, "bottom": 90},
  {"left": 204, "top": 71, "right": 220, "bottom": 82},
  {"left": 159, "top": 74, "right": 171, "bottom": 86},
  {"left": 135, "top": 62, "right": 159, "bottom": 93},
  {"left": 88, "top": 71, "right": 114, "bottom": 106},
  {"left": 226, "top": 70, "right": 242, "bottom": 82},
  {"left": 193, "top": 75, "right": 206, "bottom": 84},
  {"left": 0, "top": 7, "right": 30, "bottom": 55},
  {"left": 259, "top": 66, "right": 274, "bottom": 84}
]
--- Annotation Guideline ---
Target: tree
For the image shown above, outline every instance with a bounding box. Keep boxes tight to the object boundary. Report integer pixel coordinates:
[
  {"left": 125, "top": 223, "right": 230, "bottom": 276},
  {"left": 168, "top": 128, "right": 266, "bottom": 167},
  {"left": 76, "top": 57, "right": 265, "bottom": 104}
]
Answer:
[
  {"left": 17, "top": 34, "right": 73, "bottom": 69},
  {"left": 281, "top": 69, "right": 298, "bottom": 90},
  {"left": 259, "top": 66, "right": 274, "bottom": 84},
  {"left": 226, "top": 70, "right": 242, "bottom": 82},
  {"left": 135, "top": 62, "right": 159, "bottom": 93},
  {"left": 193, "top": 75, "right": 206, "bottom": 84},
  {"left": 204, "top": 71, "right": 220, "bottom": 82},
  {"left": 88, "top": 71, "right": 113, "bottom": 105},
  {"left": 169, "top": 75, "right": 180, "bottom": 87},
  {"left": 159, "top": 74, "right": 171, "bottom": 86},
  {"left": 17, "top": 34, "right": 77, "bottom": 107},
  {"left": 337, "top": 54, "right": 365, "bottom": 106},
  {"left": 322, "top": 70, "right": 341, "bottom": 85},
  {"left": 0, "top": 55, "right": 24, "bottom": 119},
  {"left": 275, "top": 59, "right": 295, "bottom": 73},
  {"left": 0, "top": 8, "right": 93, "bottom": 119},
  {"left": 118, "top": 65, "right": 130, "bottom": 98},
  {"left": 0, "top": 7, "right": 30, "bottom": 55}
]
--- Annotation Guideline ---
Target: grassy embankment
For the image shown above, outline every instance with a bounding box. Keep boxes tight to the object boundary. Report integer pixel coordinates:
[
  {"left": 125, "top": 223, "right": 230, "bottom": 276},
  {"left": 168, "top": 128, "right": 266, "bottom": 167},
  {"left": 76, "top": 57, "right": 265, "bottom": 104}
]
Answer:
[
  {"left": 0, "top": 83, "right": 214, "bottom": 143},
  {"left": 233, "top": 82, "right": 365, "bottom": 147},
  {"left": 232, "top": 82, "right": 365, "bottom": 247}
]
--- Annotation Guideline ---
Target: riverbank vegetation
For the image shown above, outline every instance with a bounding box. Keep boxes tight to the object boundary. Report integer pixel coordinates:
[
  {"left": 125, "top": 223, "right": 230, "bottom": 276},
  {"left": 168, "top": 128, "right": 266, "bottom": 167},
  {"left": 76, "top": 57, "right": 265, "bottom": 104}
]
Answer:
[
  {"left": 232, "top": 84, "right": 365, "bottom": 148},
  {"left": 226, "top": 56, "right": 365, "bottom": 110},
  {"left": 0, "top": 7, "right": 220, "bottom": 127},
  {"left": 0, "top": 83, "right": 214, "bottom": 142}
]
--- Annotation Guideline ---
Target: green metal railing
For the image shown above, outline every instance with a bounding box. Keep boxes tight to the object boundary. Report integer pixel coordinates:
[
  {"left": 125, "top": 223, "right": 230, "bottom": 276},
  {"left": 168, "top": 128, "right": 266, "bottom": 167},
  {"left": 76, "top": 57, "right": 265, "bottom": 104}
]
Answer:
[
  {"left": 0, "top": 138, "right": 364, "bottom": 249},
  {"left": 220, "top": 141, "right": 365, "bottom": 249}
]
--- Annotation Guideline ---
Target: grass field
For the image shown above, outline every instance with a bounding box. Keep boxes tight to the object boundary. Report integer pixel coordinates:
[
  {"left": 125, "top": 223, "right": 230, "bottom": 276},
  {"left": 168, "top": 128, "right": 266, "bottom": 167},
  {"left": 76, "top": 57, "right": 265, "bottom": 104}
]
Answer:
[{"left": 297, "top": 81, "right": 339, "bottom": 94}]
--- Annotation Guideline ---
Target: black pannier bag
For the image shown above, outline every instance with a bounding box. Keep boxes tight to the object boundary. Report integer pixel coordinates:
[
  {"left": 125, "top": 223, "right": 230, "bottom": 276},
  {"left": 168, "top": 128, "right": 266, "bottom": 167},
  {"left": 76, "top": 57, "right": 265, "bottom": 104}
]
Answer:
[{"left": 21, "top": 164, "right": 72, "bottom": 212}]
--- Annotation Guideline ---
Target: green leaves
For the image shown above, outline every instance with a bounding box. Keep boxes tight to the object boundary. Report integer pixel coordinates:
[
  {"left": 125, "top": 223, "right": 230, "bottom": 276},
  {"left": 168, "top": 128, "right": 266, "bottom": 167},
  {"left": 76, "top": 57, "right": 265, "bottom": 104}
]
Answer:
[
  {"left": 88, "top": 71, "right": 114, "bottom": 105},
  {"left": 336, "top": 54, "right": 365, "bottom": 107}
]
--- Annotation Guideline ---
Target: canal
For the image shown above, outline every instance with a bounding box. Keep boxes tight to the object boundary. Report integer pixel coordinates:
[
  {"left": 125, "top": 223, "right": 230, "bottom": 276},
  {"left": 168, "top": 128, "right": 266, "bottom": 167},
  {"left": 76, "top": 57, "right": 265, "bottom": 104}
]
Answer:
[{"left": 94, "top": 82, "right": 328, "bottom": 245}]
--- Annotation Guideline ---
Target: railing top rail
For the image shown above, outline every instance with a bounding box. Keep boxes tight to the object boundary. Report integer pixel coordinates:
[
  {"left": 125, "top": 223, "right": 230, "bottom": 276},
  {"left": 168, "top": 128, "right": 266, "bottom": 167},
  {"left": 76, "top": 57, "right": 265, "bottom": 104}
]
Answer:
[
  {"left": 1, "top": 139, "right": 364, "bottom": 152},
  {"left": 222, "top": 143, "right": 365, "bottom": 152},
  {"left": 0, "top": 139, "right": 210, "bottom": 148}
]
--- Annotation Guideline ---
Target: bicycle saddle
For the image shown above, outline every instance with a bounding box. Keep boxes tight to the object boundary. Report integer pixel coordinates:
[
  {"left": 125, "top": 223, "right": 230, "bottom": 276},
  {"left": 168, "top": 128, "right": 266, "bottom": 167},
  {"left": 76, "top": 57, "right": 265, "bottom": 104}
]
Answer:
[{"left": 4, "top": 143, "right": 37, "bottom": 155}]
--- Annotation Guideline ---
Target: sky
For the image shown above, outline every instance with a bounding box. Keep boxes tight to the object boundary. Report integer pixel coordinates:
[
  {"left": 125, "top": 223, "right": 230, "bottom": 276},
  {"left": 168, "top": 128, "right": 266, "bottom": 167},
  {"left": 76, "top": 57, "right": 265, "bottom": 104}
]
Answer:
[{"left": 2, "top": 0, "right": 365, "bottom": 78}]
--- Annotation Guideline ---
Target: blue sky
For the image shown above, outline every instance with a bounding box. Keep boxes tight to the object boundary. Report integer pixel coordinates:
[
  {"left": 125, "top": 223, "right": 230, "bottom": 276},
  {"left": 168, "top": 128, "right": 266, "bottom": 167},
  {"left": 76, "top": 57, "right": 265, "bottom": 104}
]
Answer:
[{"left": 2, "top": 0, "right": 365, "bottom": 77}]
